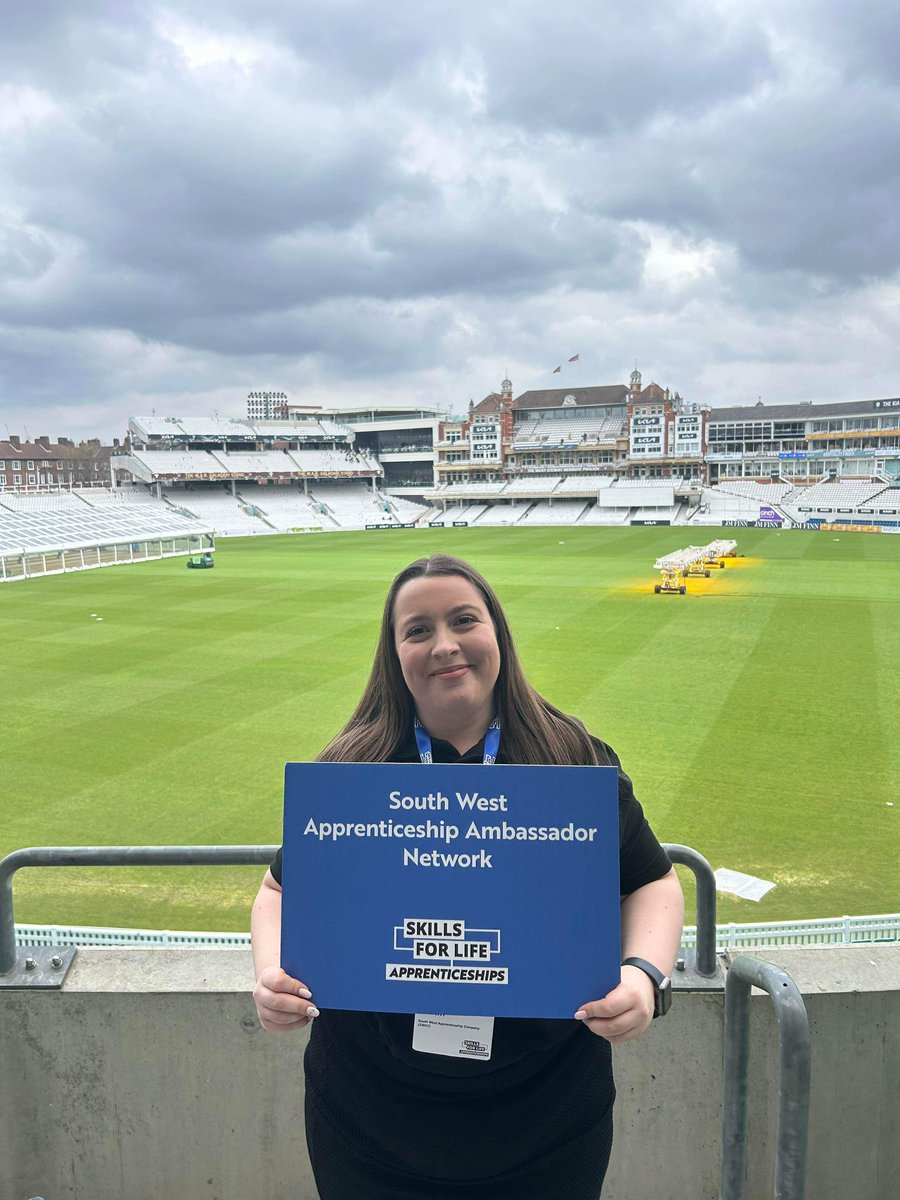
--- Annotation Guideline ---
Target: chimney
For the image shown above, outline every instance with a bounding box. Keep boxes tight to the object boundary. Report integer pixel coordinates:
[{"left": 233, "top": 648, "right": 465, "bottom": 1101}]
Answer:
[{"left": 9, "top": 435, "right": 20, "bottom": 448}]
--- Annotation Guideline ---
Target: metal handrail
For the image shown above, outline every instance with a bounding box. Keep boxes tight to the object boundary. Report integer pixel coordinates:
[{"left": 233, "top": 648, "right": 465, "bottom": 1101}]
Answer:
[
  {"left": 2, "top": 842, "right": 717, "bottom": 978},
  {"left": 663, "top": 842, "right": 718, "bottom": 977},
  {"left": 720, "top": 955, "right": 811, "bottom": 1200},
  {"left": 0, "top": 846, "right": 277, "bottom": 976}
]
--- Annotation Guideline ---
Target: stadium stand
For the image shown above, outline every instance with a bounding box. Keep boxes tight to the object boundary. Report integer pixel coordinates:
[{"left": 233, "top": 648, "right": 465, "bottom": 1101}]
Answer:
[
  {"left": 209, "top": 452, "right": 299, "bottom": 475},
  {"left": 0, "top": 495, "right": 211, "bottom": 555},
  {"left": 787, "top": 480, "right": 887, "bottom": 507},
  {"left": 517, "top": 499, "right": 590, "bottom": 525},
  {"left": 130, "top": 451, "right": 227, "bottom": 477},
  {"left": 78, "top": 487, "right": 160, "bottom": 506},
  {"left": 161, "top": 487, "right": 270, "bottom": 534},
  {"left": 285, "top": 449, "right": 379, "bottom": 474},
  {"left": 443, "top": 503, "right": 490, "bottom": 524},
  {"left": 555, "top": 474, "right": 615, "bottom": 494},
  {"left": 239, "top": 485, "right": 325, "bottom": 530},
  {"left": 1, "top": 492, "right": 89, "bottom": 513},
  {"left": 503, "top": 476, "right": 563, "bottom": 495},
  {"left": 310, "top": 481, "right": 394, "bottom": 527},
  {"left": 577, "top": 505, "right": 631, "bottom": 525},
  {"left": 633, "top": 505, "right": 682, "bottom": 523},
  {"left": 713, "top": 481, "right": 795, "bottom": 503},
  {"left": 512, "top": 413, "right": 624, "bottom": 447},
  {"left": 387, "top": 495, "right": 429, "bottom": 523}
]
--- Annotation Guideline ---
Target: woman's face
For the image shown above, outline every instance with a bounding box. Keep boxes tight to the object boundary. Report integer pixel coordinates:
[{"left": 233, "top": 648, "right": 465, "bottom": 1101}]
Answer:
[{"left": 392, "top": 574, "right": 501, "bottom": 732}]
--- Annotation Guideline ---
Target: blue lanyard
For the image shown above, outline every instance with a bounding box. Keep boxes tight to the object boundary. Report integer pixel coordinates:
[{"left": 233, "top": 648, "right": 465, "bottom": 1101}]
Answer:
[{"left": 413, "top": 716, "right": 501, "bottom": 765}]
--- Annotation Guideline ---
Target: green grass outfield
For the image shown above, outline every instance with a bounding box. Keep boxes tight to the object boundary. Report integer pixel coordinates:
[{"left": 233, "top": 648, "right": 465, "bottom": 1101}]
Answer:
[{"left": 2, "top": 525, "right": 898, "bottom": 932}]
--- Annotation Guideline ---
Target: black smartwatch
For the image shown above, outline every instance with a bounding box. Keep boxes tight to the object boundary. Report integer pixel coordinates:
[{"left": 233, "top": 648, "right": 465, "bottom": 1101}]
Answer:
[{"left": 621, "top": 957, "right": 672, "bottom": 1018}]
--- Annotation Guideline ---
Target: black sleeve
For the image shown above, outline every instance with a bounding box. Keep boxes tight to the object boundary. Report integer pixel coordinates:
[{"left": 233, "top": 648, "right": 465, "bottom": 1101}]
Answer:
[
  {"left": 269, "top": 846, "right": 283, "bottom": 885},
  {"left": 590, "top": 737, "right": 672, "bottom": 895}
]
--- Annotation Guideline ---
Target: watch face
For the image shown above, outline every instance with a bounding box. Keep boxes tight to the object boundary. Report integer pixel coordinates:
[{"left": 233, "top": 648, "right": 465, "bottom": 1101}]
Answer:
[{"left": 655, "top": 976, "right": 672, "bottom": 1018}]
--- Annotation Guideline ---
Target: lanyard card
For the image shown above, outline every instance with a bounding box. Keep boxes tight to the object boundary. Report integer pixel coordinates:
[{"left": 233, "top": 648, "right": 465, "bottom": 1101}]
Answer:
[{"left": 281, "top": 761, "right": 621, "bottom": 1019}]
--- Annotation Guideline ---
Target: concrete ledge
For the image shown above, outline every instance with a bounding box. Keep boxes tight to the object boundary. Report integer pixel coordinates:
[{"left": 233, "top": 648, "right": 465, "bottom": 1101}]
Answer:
[{"left": 2, "top": 945, "right": 897, "bottom": 1200}]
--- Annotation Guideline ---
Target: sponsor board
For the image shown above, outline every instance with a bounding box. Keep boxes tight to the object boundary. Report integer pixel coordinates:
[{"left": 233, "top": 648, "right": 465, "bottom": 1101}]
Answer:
[{"left": 281, "top": 762, "right": 620, "bottom": 1018}]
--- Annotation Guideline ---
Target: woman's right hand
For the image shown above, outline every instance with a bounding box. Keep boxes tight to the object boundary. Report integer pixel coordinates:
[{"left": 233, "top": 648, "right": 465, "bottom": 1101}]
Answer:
[{"left": 252, "top": 966, "right": 319, "bottom": 1033}]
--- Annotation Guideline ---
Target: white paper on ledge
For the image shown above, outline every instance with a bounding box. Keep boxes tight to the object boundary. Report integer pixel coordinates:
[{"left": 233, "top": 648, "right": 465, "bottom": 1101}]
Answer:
[{"left": 714, "top": 868, "right": 776, "bottom": 902}]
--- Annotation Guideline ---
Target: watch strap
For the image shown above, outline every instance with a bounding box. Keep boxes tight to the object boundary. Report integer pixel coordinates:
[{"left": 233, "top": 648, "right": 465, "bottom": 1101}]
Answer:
[{"left": 621, "top": 956, "right": 672, "bottom": 1018}]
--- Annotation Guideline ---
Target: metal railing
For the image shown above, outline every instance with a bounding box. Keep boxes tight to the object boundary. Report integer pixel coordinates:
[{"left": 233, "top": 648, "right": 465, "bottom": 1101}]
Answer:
[
  {"left": 720, "top": 955, "right": 811, "bottom": 1200},
  {"left": 12, "top": 911, "right": 900, "bottom": 953},
  {"left": 0, "top": 846, "right": 277, "bottom": 982},
  {"left": 1, "top": 842, "right": 721, "bottom": 986},
  {"left": 663, "top": 842, "right": 719, "bottom": 980}
]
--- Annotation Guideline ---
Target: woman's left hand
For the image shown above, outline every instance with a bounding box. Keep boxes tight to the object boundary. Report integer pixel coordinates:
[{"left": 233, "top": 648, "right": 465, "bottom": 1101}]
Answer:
[{"left": 573, "top": 964, "right": 657, "bottom": 1044}]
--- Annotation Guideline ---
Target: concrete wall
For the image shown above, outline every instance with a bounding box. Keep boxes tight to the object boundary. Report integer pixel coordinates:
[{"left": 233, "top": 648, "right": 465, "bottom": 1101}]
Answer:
[{"left": 1, "top": 945, "right": 897, "bottom": 1200}]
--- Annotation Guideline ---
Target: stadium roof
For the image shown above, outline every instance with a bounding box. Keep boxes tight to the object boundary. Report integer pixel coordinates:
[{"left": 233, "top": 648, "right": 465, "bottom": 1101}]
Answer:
[
  {"left": 707, "top": 397, "right": 900, "bottom": 421},
  {"left": 472, "top": 385, "right": 630, "bottom": 416},
  {"left": 514, "top": 384, "right": 630, "bottom": 410}
]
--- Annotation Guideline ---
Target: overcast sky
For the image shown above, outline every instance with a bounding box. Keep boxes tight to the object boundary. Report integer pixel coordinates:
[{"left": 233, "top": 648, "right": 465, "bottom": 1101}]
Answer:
[{"left": 1, "top": 1, "right": 899, "bottom": 442}]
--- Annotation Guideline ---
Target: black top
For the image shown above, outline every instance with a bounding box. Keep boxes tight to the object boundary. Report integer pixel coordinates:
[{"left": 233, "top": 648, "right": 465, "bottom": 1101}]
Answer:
[{"left": 269, "top": 728, "right": 671, "bottom": 1083}]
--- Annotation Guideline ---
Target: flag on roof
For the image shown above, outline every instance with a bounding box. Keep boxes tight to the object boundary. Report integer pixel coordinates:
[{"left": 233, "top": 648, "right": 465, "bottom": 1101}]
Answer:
[
  {"left": 568, "top": 353, "right": 580, "bottom": 362},
  {"left": 552, "top": 365, "right": 561, "bottom": 373}
]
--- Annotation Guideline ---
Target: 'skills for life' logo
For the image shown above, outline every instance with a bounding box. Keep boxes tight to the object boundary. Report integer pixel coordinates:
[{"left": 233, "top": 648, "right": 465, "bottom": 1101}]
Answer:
[{"left": 386, "top": 917, "right": 508, "bottom": 984}]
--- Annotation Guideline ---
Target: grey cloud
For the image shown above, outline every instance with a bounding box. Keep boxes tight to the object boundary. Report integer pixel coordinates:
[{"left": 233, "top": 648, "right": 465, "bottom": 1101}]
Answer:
[
  {"left": 1, "top": 0, "right": 900, "bottom": 440},
  {"left": 479, "top": 3, "right": 773, "bottom": 136}
]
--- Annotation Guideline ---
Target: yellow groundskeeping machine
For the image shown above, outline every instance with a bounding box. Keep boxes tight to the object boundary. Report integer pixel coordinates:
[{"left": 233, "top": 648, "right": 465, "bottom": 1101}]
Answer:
[
  {"left": 652, "top": 547, "right": 705, "bottom": 592},
  {"left": 653, "top": 540, "right": 739, "bottom": 593},
  {"left": 703, "top": 538, "right": 738, "bottom": 569}
]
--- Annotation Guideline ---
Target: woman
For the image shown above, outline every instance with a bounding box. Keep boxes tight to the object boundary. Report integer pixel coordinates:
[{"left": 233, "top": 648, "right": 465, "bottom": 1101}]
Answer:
[{"left": 252, "top": 553, "right": 683, "bottom": 1199}]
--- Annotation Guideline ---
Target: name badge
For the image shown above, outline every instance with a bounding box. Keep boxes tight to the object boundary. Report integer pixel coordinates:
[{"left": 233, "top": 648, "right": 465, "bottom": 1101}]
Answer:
[{"left": 412, "top": 1013, "right": 495, "bottom": 1060}]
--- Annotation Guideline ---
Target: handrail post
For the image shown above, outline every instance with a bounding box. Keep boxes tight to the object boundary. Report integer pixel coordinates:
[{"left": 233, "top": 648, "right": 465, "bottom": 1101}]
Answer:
[
  {"left": 720, "top": 955, "right": 811, "bottom": 1200},
  {"left": 662, "top": 842, "right": 718, "bottom": 978},
  {"left": 0, "top": 846, "right": 278, "bottom": 984}
]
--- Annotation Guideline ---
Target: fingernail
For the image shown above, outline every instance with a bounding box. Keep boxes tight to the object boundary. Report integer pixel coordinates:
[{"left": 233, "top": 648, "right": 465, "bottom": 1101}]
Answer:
[
  {"left": 298, "top": 988, "right": 312, "bottom": 999},
  {"left": 574, "top": 1010, "right": 586, "bottom": 1020},
  {"left": 306, "top": 1006, "right": 320, "bottom": 1018}
]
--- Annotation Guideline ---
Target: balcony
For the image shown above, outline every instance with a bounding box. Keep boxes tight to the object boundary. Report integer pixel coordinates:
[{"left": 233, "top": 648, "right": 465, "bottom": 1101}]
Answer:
[
  {"left": 1, "top": 847, "right": 897, "bottom": 1200},
  {"left": 2, "top": 943, "right": 897, "bottom": 1199}
]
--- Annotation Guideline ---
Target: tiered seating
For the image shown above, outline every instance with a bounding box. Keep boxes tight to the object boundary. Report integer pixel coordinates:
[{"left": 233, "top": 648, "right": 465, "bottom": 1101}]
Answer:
[
  {"left": 613, "top": 476, "right": 684, "bottom": 489},
  {"left": 512, "top": 413, "right": 624, "bottom": 447},
  {"left": 433, "top": 481, "right": 507, "bottom": 498},
  {"left": 577, "top": 506, "right": 631, "bottom": 525},
  {"left": 312, "top": 482, "right": 391, "bottom": 527},
  {"left": 470, "top": 505, "right": 518, "bottom": 525},
  {"left": 437, "top": 504, "right": 488, "bottom": 524},
  {"left": 0, "top": 498, "right": 210, "bottom": 554},
  {"left": 503, "top": 476, "right": 562, "bottom": 495},
  {"left": 287, "top": 449, "right": 379, "bottom": 474},
  {"left": 388, "top": 496, "right": 429, "bottom": 522},
  {"left": 789, "top": 480, "right": 886, "bottom": 508},
  {"left": 169, "top": 417, "right": 251, "bottom": 438},
  {"left": 238, "top": 485, "right": 324, "bottom": 529},
  {"left": 517, "top": 500, "right": 589, "bottom": 525},
  {"left": 633, "top": 506, "right": 681, "bottom": 522},
  {"left": 714, "top": 481, "right": 792, "bottom": 503},
  {"left": 211, "top": 452, "right": 299, "bottom": 474},
  {"left": 78, "top": 488, "right": 157, "bottom": 506},
  {"left": 555, "top": 475, "right": 614, "bottom": 493},
  {"left": 1, "top": 492, "right": 87, "bottom": 512},
  {"left": 132, "top": 451, "right": 226, "bottom": 476},
  {"left": 163, "top": 487, "right": 269, "bottom": 534},
  {"left": 700, "top": 487, "right": 763, "bottom": 516}
]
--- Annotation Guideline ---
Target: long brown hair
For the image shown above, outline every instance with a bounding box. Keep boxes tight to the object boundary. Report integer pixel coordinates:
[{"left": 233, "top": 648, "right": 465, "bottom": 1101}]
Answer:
[{"left": 317, "top": 554, "right": 608, "bottom": 766}]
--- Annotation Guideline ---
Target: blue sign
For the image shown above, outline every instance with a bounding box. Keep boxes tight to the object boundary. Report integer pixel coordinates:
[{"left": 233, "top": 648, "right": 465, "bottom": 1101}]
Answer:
[{"left": 281, "top": 762, "right": 621, "bottom": 1019}]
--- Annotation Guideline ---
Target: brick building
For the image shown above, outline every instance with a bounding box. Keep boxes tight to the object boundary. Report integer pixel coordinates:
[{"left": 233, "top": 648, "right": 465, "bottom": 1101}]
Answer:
[{"left": 0, "top": 436, "right": 120, "bottom": 491}]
